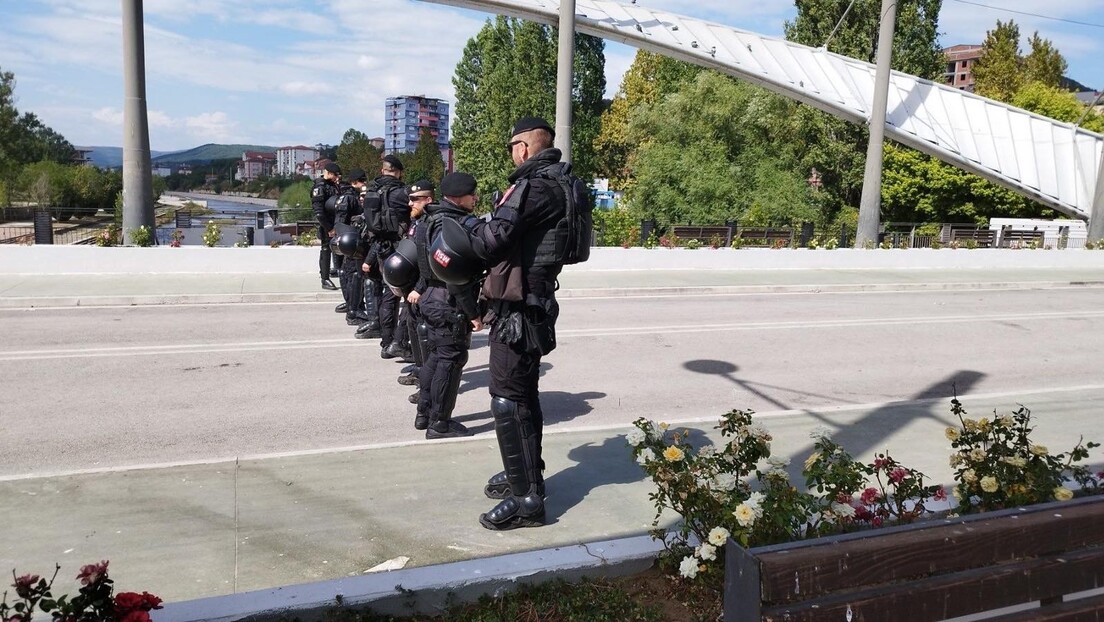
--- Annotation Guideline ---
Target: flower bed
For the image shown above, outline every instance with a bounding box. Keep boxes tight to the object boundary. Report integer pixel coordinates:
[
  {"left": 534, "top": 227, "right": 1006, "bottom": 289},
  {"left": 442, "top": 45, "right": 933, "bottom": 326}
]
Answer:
[{"left": 627, "top": 397, "right": 1101, "bottom": 584}]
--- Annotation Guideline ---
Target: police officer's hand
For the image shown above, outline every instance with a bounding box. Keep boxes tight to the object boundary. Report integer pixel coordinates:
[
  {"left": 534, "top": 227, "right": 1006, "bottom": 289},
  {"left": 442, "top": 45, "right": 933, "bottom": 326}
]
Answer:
[
  {"left": 471, "top": 318, "right": 484, "bottom": 332},
  {"left": 328, "top": 229, "right": 335, "bottom": 237},
  {"left": 361, "top": 262, "right": 371, "bottom": 273},
  {"left": 407, "top": 291, "right": 421, "bottom": 305}
]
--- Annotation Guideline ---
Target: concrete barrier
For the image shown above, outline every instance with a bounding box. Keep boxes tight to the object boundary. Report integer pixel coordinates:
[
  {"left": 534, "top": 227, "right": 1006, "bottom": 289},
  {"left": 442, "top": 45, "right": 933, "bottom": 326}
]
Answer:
[{"left": 3, "top": 245, "right": 1104, "bottom": 275}]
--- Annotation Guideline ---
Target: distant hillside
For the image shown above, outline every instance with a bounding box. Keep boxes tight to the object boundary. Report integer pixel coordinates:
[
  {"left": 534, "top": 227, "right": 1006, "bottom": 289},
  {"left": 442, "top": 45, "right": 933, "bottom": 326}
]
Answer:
[
  {"left": 152, "top": 143, "right": 278, "bottom": 165},
  {"left": 86, "top": 146, "right": 175, "bottom": 169}
]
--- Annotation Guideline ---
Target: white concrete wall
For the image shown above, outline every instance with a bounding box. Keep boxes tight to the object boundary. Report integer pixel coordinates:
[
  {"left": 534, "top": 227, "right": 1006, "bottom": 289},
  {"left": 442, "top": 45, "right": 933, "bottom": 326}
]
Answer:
[{"left": 3, "top": 246, "right": 1104, "bottom": 275}]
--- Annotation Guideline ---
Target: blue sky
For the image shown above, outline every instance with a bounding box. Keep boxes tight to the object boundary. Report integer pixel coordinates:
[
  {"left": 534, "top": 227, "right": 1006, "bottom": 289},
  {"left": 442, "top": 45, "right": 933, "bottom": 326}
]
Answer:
[{"left": 1, "top": 0, "right": 1101, "bottom": 151}]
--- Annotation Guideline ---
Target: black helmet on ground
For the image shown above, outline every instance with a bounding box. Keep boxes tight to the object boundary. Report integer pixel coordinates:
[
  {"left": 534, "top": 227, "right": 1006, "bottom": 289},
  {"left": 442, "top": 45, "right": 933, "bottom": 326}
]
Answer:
[
  {"left": 428, "top": 217, "right": 484, "bottom": 285},
  {"left": 382, "top": 238, "right": 420, "bottom": 296}
]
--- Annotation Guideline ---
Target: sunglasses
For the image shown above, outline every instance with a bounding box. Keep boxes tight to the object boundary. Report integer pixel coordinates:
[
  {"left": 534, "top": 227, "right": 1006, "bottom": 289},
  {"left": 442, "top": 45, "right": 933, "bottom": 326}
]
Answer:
[{"left": 506, "top": 139, "right": 528, "bottom": 152}]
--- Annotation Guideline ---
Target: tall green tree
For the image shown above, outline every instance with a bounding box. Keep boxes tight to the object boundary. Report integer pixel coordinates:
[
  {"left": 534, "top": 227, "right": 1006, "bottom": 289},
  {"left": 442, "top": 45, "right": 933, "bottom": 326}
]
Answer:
[
  {"left": 335, "top": 128, "right": 382, "bottom": 177},
  {"left": 594, "top": 50, "right": 701, "bottom": 189},
  {"left": 1023, "top": 32, "right": 1067, "bottom": 89},
  {"left": 401, "top": 127, "right": 446, "bottom": 186},
  {"left": 972, "top": 20, "right": 1023, "bottom": 103},
  {"left": 625, "top": 72, "right": 816, "bottom": 227},
  {"left": 451, "top": 18, "right": 605, "bottom": 206},
  {"left": 0, "top": 67, "right": 76, "bottom": 207}
]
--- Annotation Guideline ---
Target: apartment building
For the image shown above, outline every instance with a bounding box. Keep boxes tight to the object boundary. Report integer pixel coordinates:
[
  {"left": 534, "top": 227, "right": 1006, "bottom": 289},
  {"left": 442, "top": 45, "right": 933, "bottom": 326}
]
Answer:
[
  {"left": 235, "top": 150, "right": 276, "bottom": 182},
  {"left": 944, "top": 44, "right": 982, "bottom": 91},
  {"left": 275, "top": 145, "right": 320, "bottom": 177},
  {"left": 384, "top": 95, "right": 451, "bottom": 168}
]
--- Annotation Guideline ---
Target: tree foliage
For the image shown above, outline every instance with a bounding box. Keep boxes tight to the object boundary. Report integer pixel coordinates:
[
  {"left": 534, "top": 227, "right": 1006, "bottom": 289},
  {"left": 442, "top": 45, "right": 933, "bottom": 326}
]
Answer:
[
  {"left": 1, "top": 67, "right": 76, "bottom": 206},
  {"left": 401, "top": 127, "right": 446, "bottom": 186},
  {"left": 1013, "top": 82, "right": 1104, "bottom": 132},
  {"left": 625, "top": 72, "right": 816, "bottom": 227},
  {"left": 593, "top": 50, "right": 701, "bottom": 189},
  {"left": 1023, "top": 32, "right": 1067, "bottom": 88},
  {"left": 335, "top": 128, "right": 382, "bottom": 176},
  {"left": 972, "top": 20, "right": 1024, "bottom": 103},
  {"left": 451, "top": 17, "right": 605, "bottom": 207}
]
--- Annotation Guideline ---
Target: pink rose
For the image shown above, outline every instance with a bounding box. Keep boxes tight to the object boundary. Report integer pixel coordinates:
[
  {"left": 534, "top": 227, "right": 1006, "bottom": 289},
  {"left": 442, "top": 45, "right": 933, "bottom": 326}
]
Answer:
[
  {"left": 933, "top": 488, "right": 948, "bottom": 501},
  {"left": 889, "top": 468, "right": 908, "bottom": 484},
  {"left": 76, "top": 560, "right": 109, "bottom": 585},
  {"left": 860, "top": 487, "right": 880, "bottom": 505},
  {"left": 12, "top": 574, "right": 39, "bottom": 598},
  {"left": 871, "top": 516, "right": 884, "bottom": 528}
]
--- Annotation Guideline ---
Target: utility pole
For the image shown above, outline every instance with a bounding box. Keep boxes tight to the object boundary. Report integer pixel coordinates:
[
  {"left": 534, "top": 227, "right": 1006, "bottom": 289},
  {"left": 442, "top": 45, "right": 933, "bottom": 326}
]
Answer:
[
  {"left": 553, "top": 0, "right": 576, "bottom": 162},
  {"left": 854, "top": 0, "right": 898, "bottom": 249},
  {"left": 121, "top": 0, "right": 154, "bottom": 245},
  {"left": 1088, "top": 148, "right": 1104, "bottom": 243}
]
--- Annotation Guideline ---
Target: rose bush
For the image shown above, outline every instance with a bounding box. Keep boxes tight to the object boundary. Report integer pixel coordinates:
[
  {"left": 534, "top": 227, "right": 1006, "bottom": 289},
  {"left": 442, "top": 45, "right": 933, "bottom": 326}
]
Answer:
[
  {"left": 946, "top": 397, "right": 1099, "bottom": 512},
  {"left": 630, "top": 399, "right": 1099, "bottom": 582},
  {"left": 629, "top": 409, "right": 940, "bottom": 581},
  {"left": 1, "top": 560, "right": 161, "bottom": 622}
]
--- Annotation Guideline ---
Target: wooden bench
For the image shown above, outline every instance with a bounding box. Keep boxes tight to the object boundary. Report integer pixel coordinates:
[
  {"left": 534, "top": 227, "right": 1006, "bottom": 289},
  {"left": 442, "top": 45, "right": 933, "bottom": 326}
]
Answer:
[
  {"left": 999, "top": 227, "right": 1046, "bottom": 248},
  {"left": 670, "top": 225, "right": 734, "bottom": 247},
  {"left": 724, "top": 495, "right": 1104, "bottom": 622},
  {"left": 944, "top": 226, "right": 996, "bottom": 248},
  {"left": 736, "top": 228, "right": 795, "bottom": 248}
]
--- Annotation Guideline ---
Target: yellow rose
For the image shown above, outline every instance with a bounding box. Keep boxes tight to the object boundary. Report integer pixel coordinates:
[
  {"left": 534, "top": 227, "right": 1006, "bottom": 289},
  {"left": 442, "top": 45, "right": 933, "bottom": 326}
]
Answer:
[
  {"left": 663, "top": 446, "right": 685, "bottom": 462},
  {"left": 949, "top": 454, "right": 962, "bottom": 467},
  {"left": 1030, "top": 444, "right": 1048, "bottom": 456},
  {"left": 803, "top": 452, "right": 821, "bottom": 471},
  {"left": 978, "top": 417, "right": 991, "bottom": 432},
  {"left": 659, "top": 422, "right": 669, "bottom": 431},
  {"left": 1053, "top": 487, "right": 1074, "bottom": 501},
  {"left": 963, "top": 469, "right": 977, "bottom": 484},
  {"left": 980, "top": 476, "right": 999, "bottom": 493},
  {"left": 945, "top": 427, "right": 960, "bottom": 441},
  {"left": 962, "top": 419, "right": 978, "bottom": 432}
]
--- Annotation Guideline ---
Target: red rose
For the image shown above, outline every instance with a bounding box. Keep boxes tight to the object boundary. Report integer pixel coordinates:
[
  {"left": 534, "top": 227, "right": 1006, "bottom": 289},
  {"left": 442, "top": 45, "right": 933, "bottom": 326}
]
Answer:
[
  {"left": 933, "top": 488, "right": 948, "bottom": 502},
  {"left": 12, "top": 574, "right": 39, "bottom": 598},
  {"left": 117, "top": 612, "right": 151, "bottom": 622},
  {"left": 76, "top": 560, "right": 109, "bottom": 585}
]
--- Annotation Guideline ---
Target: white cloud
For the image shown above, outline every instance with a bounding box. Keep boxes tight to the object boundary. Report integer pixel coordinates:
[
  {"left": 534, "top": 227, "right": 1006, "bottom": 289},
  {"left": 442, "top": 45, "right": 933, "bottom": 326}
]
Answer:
[
  {"left": 92, "top": 107, "right": 123, "bottom": 125},
  {"left": 184, "top": 111, "right": 241, "bottom": 143}
]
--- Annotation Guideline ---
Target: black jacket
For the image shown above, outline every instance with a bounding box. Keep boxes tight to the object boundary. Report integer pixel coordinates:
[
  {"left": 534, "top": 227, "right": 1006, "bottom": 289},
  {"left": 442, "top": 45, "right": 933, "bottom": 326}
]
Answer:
[
  {"left": 370, "top": 175, "right": 411, "bottom": 242},
  {"left": 469, "top": 148, "right": 566, "bottom": 301},
  {"left": 417, "top": 199, "right": 481, "bottom": 320},
  {"left": 310, "top": 177, "right": 339, "bottom": 230}
]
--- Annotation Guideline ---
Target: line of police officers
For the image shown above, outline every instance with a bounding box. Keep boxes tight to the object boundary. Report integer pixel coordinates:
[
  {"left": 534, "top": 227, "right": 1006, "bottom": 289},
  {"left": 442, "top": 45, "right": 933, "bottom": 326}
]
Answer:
[{"left": 313, "top": 117, "right": 571, "bottom": 530}]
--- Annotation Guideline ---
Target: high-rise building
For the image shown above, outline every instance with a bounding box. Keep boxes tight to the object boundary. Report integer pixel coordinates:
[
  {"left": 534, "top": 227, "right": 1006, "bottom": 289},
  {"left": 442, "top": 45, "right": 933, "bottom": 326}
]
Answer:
[{"left": 384, "top": 95, "right": 451, "bottom": 168}]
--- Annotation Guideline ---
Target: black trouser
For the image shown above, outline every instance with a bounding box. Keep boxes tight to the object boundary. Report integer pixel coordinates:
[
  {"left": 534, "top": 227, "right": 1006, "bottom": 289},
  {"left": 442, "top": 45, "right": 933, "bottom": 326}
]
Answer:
[
  {"left": 417, "top": 290, "right": 470, "bottom": 426},
  {"left": 394, "top": 300, "right": 411, "bottom": 351},
  {"left": 340, "top": 261, "right": 364, "bottom": 316},
  {"left": 488, "top": 337, "right": 545, "bottom": 469},
  {"left": 317, "top": 225, "right": 332, "bottom": 280},
  {"left": 379, "top": 286, "right": 400, "bottom": 348}
]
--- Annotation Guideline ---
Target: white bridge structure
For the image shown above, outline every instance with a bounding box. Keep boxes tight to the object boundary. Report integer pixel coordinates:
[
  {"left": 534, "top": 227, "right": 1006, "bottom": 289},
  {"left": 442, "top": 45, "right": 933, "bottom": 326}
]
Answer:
[{"left": 420, "top": 0, "right": 1104, "bottom": 230}]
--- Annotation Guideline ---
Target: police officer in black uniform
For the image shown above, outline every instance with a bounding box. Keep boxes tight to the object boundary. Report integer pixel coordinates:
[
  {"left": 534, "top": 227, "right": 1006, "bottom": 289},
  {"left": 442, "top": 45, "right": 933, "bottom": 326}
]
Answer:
[
  {"left": 335, "top": 168, "right": 373, "bottom": 326},
  {"left": 398, "top": 179, "right": 435, "bottom": 389},
  {"left": 355, "top": 155, "right": 409, "bottom": 346},
  {"left": 463, "top": 117, "right": 569, "bottom": 530},
  {"left": 414, "top": 173, "right": 484, "bottom": 439},
  {"left": 311, "top": 162, "right": 342, "bottom": 291}
]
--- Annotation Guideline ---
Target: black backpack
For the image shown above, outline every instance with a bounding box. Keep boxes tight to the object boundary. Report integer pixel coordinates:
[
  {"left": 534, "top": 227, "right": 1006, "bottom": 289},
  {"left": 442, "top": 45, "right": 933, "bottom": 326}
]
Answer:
[{"left": 535, "top": 162, "right": 593, "bottom": 265}]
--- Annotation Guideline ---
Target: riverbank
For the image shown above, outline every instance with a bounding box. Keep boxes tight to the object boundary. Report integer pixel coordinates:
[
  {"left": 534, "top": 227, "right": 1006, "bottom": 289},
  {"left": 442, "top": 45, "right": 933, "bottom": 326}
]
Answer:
[{"left": 164, "top": 191, "right": 278, "bottom": 209}]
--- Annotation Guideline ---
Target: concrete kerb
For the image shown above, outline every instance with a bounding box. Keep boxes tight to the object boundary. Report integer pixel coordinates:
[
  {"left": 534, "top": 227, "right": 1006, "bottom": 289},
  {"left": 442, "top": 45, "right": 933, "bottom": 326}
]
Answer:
[{"left": 157, "top": 535, "right": 665, "bottom": 622}]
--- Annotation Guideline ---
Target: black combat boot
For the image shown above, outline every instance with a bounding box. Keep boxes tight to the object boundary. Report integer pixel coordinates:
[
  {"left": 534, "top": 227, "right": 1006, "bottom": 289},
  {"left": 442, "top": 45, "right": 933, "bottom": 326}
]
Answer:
[{"left": 479, "top": 397, "right": 545, "bottom": 529}]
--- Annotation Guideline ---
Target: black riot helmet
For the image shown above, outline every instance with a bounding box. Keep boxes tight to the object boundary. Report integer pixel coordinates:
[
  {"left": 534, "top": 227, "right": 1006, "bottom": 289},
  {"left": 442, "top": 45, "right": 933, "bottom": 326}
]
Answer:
[
  {"left": 332, "top": 228, "right": 360, "bottom": 257},
  {"left": 427, "top": 217, "right": 484, "bottom": 285},
  {"left": 382, "top": 238, "right": 420, "bottom": 296}
]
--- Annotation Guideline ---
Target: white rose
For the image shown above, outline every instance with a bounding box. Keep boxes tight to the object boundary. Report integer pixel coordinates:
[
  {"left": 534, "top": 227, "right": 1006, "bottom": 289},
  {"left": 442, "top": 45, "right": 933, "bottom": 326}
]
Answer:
[
  {"left": 626, "top": 428, "right": 646, "bottom": 447},
  {"left": 679, "top": 555, "right": 699, "bottom": 579},
  {"left": 713, "top": 473, "right": 738, "bottom": 492},
  {"left": 636, "top": 448, "right": 656, "bottom": 466},
  {"left": 831, "top": 502, "right": 856, "bottom": 519},
  {"left": 733, "top": 504, "right": 757, "bottom": 527},
  {"left": 696, "top": 543, "right": 717, "bottom": 561},
  {"left": 707, "top": 526, "right": 730, "bottom": 547}
]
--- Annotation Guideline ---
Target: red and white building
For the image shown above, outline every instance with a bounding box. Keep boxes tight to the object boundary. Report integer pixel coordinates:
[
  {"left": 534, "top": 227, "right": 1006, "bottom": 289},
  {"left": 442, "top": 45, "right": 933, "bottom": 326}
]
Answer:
[
  {"left": 943, "top": 44, "right": 982, "bottom": 92},
  {"left": 235, "top": 150, "right": 276, "bottom": 182}
]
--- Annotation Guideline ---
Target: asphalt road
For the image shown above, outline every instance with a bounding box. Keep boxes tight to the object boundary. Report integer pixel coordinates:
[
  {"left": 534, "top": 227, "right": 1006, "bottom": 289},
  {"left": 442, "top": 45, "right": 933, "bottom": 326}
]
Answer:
[{"left": 3, "top": 286, "right": 1104, "bottom": 478}]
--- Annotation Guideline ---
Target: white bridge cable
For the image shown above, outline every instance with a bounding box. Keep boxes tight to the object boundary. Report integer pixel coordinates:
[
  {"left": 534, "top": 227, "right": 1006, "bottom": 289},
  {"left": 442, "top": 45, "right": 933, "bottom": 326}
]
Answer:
[{"left": 417, "top": 0, "right": 1103, "bottom": 221}]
